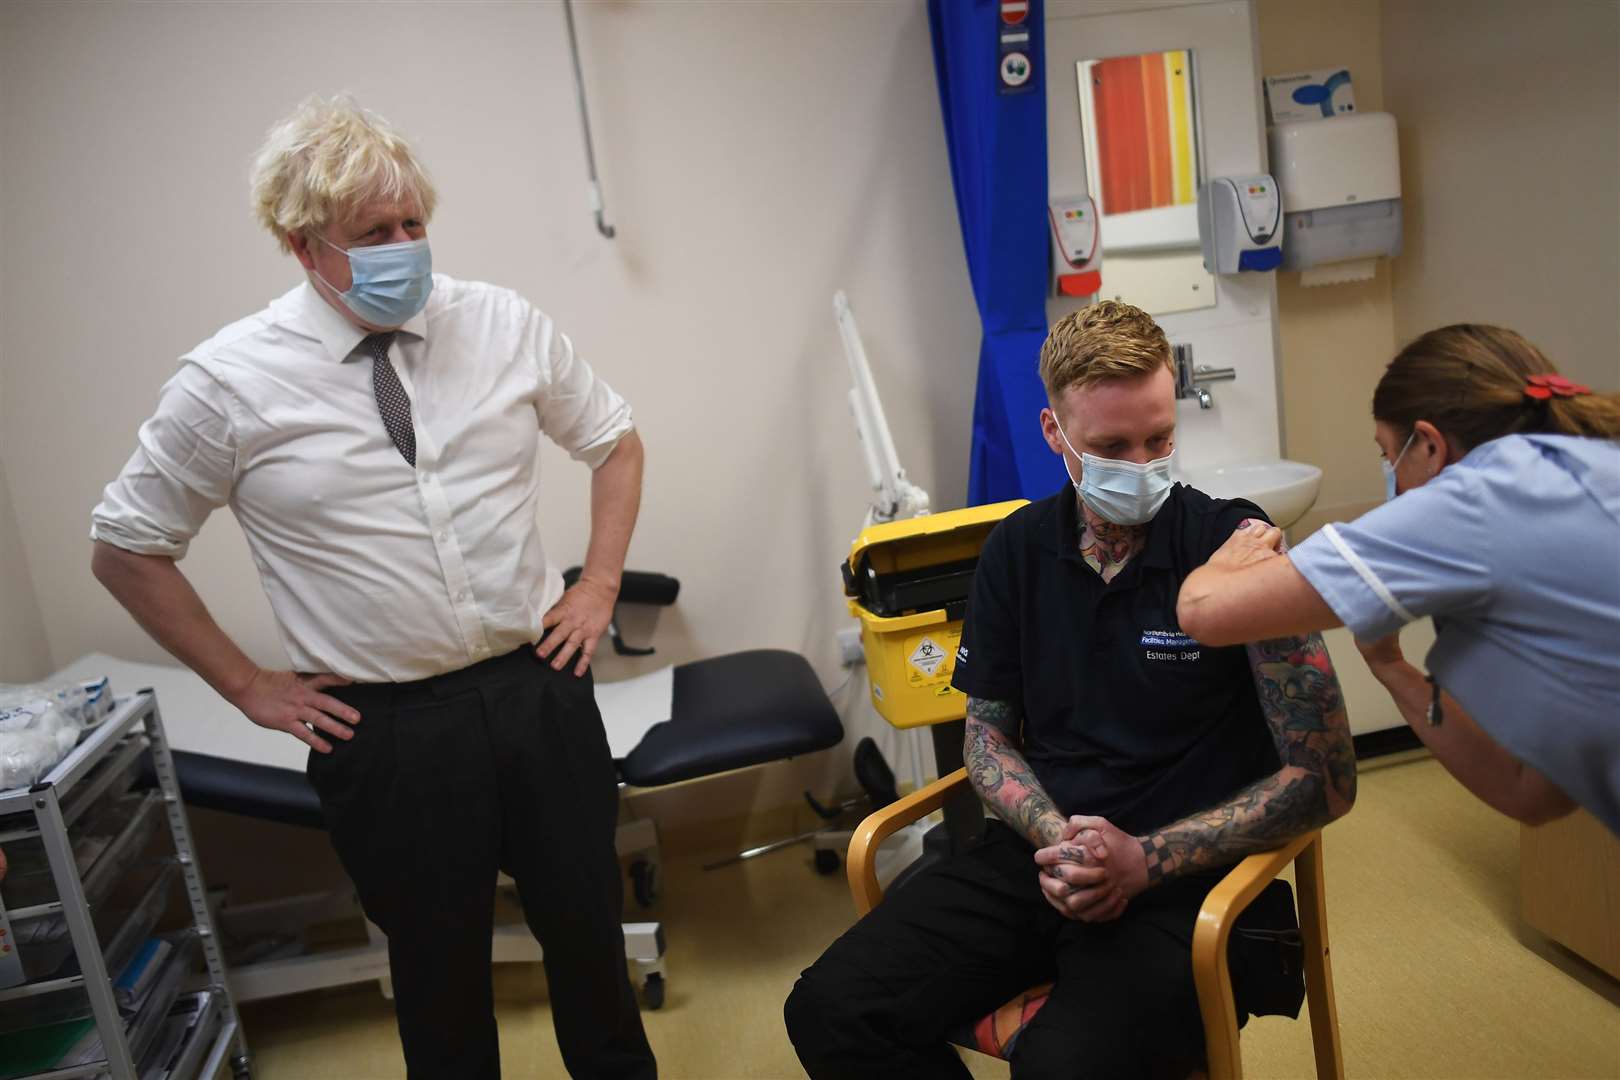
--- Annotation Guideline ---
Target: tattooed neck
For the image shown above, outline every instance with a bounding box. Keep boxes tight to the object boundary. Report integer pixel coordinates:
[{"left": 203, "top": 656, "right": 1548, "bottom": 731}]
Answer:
[{"left": 1078, "top": 497, "right": 1147, "bottom": 582}]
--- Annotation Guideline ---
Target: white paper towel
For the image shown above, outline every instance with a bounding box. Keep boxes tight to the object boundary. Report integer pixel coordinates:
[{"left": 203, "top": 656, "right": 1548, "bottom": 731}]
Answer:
[{"left": 1301, "top": 258, "right": 1377, "bottom": 287}]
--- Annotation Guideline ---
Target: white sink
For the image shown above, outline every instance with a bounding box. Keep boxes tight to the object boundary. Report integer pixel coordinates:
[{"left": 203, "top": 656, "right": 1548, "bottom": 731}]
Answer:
[{"left": 1173, "top": 458, "right": 1323, "bottom": 529}]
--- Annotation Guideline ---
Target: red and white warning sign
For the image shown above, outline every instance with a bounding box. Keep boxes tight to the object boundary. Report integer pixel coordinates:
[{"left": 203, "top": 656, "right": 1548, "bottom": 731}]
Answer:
[{"left": 1000, "top": 0, "right": 1029, "bottom": 24}]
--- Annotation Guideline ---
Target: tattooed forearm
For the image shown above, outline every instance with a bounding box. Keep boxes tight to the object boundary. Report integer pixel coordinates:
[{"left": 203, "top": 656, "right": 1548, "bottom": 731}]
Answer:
[
  {"left": 1248, "top": 633, "right": 1357, "bottom": 814},
  {"left": 964, "top": 696, "right": 1067, "bottom": 847},
  {"left": 1139, "top": 632, "right": 1356, "bottom": 885}
]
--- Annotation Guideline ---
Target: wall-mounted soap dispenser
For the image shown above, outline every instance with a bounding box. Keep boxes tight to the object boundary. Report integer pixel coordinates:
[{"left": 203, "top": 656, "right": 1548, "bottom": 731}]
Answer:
[
  {"left": 1048, "top": 194, "right": 1102, "bottom": 297},
  {"left": 1197, "top": 175, "right": 1283, "bottom": 273}
]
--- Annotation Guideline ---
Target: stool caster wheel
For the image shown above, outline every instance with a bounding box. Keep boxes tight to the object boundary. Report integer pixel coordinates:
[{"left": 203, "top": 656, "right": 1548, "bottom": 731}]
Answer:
[
  {"left": 814, "top": 849, "right": 840, "bottom": 875},
  {"left": 642, "top": 971, "right": 665, "bottom": 1010},
  {"left": 630, "top": 858, "right": 659, "bottom": 908}
]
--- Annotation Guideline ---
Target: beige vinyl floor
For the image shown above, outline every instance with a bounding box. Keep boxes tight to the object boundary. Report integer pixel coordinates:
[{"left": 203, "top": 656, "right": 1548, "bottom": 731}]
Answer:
[{"left": 239, "top": 756, "right": 1620, "bottom": 1079}]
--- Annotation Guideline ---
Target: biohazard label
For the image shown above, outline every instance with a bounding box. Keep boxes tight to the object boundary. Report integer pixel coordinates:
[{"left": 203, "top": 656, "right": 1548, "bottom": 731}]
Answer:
[{"left": 909, "top": 637, "right": 948, "bottom": 676}]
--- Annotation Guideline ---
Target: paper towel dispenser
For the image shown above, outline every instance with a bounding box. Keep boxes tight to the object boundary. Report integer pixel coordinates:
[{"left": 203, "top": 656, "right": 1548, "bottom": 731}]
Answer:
[{"left": 1268, "top": 111, "right": 1402, "bottom": 279}]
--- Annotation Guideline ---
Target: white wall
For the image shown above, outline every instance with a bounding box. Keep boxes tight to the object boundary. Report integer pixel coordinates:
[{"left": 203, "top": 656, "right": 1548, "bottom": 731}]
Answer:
[
  {"left": 1383, "top": 0, "right": 1620, "bottom": 392},
  {"left": 1045, "top": 1, "right": 1283, "bottom": 470},
  {"left": 0, "top": 1, "right": 983, "bottom": 823},
  {"left": 0, "top": 103, "right": 52, "bottom": 686},
  {"left": 0, "top": 458, "right": 50, "bottom": 685}
]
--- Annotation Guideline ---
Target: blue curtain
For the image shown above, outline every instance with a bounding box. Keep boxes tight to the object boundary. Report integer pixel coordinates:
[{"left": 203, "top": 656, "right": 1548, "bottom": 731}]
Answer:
[{"left": 928, "top": 0, "right": 1064, "bottom": 505}]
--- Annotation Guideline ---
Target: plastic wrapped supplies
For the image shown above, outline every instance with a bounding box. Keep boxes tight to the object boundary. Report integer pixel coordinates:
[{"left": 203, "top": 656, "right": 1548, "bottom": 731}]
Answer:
[{"left": 0, "top": 677, "right": 116, "bottom": 790}]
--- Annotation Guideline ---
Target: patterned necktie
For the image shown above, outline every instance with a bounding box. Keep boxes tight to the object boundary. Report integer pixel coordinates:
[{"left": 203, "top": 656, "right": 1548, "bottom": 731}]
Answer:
[{"left": 360, "top": 331, "right": 416, "bottom": 467}]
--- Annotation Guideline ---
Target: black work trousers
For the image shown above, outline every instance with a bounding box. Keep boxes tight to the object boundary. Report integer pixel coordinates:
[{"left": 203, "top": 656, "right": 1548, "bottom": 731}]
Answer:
[
  {"left": 308, "top": 646, "right": 656, "bottom": 1080},
  {"left": 786, "top": 821, "right": 1251, "bottom": 1080}
]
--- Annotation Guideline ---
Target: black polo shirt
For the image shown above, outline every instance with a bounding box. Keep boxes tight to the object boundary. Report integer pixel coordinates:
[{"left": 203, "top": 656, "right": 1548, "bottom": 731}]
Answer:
[{"left": 951, "top": 483, "right": 1280, "bottom": 839}]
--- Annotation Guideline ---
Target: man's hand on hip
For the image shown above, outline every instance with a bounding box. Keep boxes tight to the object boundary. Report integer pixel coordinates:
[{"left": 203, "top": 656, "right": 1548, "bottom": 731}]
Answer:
[
  {"left": 230, "top": 669, "right": 359, "bottom": 754},
  {"left": 538, "top": 576, "right": 618, "bottom": 677},
  {"left": 1033, "top": 814, "right": 1148, "bottom": 922}
]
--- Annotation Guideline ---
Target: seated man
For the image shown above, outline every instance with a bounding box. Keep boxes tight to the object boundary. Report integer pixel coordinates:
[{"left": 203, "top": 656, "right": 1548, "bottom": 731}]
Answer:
[{"left": 785, "top": 301, "right": 1356, "bottom": 1080}]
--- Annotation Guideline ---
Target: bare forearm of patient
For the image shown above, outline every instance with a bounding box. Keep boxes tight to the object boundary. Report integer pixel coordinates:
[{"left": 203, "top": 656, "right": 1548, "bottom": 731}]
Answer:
[
  {"left": 964, "top": 696, "right": 1067, "bottom": 847},
  {"left": 1140, "top": 633, "right": 1357, "bottom": 885}
]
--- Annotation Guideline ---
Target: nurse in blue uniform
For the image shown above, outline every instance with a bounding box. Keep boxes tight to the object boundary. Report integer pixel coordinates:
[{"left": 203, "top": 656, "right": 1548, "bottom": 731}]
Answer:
[{"left": 1178, "top": 324, "right": 1620, "bottom": 835}]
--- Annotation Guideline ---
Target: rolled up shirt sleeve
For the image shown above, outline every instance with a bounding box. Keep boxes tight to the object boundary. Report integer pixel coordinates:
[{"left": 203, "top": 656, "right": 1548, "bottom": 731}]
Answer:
[
  {"left": 530, "top": 309, "right": 632, "bottom": 471},
  {"left": 1287, "top": 465, "right": 1495, "bottom": 642},
  {"left": 89, "top": 362, "right": 237, "bottom": 559}
]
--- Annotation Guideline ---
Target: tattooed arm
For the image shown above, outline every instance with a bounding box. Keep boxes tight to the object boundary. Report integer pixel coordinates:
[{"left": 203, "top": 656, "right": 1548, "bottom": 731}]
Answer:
[
  {"left": 963, "top": 696, "right": 1069, "bottom": 848},
  {"left": 1035, "top": 632, "right": 1356, "bottom": 904},
  {"left": 1137, "top": 632, "right": 1356, "bottom": 884}
]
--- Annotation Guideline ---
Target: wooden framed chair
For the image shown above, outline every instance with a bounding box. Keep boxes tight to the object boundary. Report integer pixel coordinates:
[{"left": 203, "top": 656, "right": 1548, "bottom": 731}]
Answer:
[{"left": 847, "top": 768, "right": 1346, "bottom": 1080}]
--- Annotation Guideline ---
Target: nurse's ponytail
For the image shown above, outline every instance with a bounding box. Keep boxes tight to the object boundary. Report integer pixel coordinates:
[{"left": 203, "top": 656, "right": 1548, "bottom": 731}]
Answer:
[{"left": 1372, "top": 324, "right": 1620, "bottom": 451}]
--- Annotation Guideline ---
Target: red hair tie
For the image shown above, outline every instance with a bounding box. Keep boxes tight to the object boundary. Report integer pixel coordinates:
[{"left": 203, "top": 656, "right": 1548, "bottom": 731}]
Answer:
[{"left": 1525, "top": 373, "right": 1591, "bottom": 400}]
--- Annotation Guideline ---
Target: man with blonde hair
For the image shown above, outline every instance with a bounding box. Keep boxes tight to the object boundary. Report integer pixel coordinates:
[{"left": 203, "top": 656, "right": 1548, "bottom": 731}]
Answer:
[
  {"left": 786, "top": 301, "right": 1356, "bottom": 1078},
  {"left": 90, "top": 96, "right": 656, "bottom": 1079}
]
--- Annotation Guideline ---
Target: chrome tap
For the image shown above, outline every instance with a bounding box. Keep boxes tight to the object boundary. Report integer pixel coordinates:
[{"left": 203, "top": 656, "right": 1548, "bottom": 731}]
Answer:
[{"left": 1172, "top": 343, "right": 1235, "bottom": 410}]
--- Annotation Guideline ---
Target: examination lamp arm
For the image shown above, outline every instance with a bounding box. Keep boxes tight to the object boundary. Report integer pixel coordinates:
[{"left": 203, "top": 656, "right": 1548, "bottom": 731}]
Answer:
[{"left": 834, "top": 290, "right": 931, "bottom": 524}]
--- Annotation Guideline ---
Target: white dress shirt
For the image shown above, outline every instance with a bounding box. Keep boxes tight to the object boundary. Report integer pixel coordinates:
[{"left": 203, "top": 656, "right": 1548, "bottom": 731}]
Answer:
[{"left": 91, "top": 275, "right": 633, "bottom": 683}]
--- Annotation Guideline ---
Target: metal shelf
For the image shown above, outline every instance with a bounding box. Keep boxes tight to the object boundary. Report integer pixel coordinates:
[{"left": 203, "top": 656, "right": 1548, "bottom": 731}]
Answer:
[
  {"left": 0, "top": 691, "right": 250, "bottom": 1079},
  {"left": 0, "top": 692, "right": 156, "bottom": 841},
  {"left": 160, "top": 989, "right": 225, "bottom": 1080},
  {"left": 0, "top": 972, "right": 85, "bottom": 1004},
  {"left": 7, "top": 790, "right": 165, "bottom": 923}
]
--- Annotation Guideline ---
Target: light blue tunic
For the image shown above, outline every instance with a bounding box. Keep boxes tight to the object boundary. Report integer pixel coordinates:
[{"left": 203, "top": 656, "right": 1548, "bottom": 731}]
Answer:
[{"left": 1289, "top": 434, "right": 1620, "bottom": 834}]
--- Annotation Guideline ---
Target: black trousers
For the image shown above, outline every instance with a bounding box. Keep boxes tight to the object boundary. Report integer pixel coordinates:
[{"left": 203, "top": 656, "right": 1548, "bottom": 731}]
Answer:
[
  {"left": 785, "top": 821, "right": 1242, "bottom": 1080},
  {"left": 307, "top": 646, "right": 656, "bottom": 1080}
]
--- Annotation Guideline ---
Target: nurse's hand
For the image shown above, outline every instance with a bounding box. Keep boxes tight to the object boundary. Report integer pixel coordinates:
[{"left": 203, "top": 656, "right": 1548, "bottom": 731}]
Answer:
[
  {"left": 232, "top": 669, "right": 359, "bottom": 755},
  {"left": 538, "top": 576, "right": 618, "bottom": 677},
  {"left": 0, "top": 845, "right": 7, "bottom": 883},
  {"left": 1206, "top": 518, "right": 1286, "bottom": 574}
]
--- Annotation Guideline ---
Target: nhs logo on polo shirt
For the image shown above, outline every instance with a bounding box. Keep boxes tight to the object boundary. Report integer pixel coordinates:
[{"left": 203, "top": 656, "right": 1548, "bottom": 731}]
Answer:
[{"left": 1141, "top": 629, "right": 1201, "bottom": 662}]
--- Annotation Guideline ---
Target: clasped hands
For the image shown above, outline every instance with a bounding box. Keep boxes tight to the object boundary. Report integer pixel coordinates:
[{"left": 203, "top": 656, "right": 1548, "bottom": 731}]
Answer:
[{"left": 1033, "top": 814, "right": 1148, "bottom": 923}]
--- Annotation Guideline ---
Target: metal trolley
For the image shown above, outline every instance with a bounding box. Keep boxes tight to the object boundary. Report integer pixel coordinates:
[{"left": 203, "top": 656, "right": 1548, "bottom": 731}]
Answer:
[{"left": 0, "top": 691, "right": 249, "bottom": 1080}]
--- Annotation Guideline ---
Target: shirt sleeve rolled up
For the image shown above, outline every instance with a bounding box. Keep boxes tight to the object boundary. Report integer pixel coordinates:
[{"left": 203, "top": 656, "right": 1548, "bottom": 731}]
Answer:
[
  {"left": 89, "top": 362, "right": 237, "bottom": 559},
  {"left": 530, "top": 310, "right": 632, "bottom": 471}
]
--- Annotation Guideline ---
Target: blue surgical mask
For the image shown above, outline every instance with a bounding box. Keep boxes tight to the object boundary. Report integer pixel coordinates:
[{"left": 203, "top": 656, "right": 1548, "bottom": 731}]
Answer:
[
  {"left": 1053, "top": 419, "right": 1175, "bottom": 525},
  {"left": 313, "top": 235, "right": 434, "bottom": 327},
  {"left": 1381, "top": 430, "right": 1417, "bottom": 502}
]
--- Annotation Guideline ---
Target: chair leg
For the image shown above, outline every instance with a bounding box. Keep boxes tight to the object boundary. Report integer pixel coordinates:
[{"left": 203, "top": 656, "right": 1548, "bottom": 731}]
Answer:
[{"left": 1295, "top": 837, "right": 1345, "bottom": 1080}]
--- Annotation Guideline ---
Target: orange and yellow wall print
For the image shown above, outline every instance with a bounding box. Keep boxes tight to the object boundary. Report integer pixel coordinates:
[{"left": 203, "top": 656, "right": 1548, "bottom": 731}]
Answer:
[{"left": 1078, "top": 49, "right": 1198, "bottom": 217}]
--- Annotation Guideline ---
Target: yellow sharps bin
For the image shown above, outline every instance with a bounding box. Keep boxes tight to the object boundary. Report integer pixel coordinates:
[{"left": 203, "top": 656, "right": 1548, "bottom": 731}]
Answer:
[{"left": 842, "top": 501, "right": 1028, "bottom": 729}]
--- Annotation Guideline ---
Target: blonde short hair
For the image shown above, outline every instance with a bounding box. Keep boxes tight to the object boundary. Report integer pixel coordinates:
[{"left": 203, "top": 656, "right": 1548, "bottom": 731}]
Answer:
[
  {"left": 1038, "top": 300, "right": 1174, "bottom": 403},
  {"left": 250, "top": 95, "right": 438, "bottom": 254}
]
